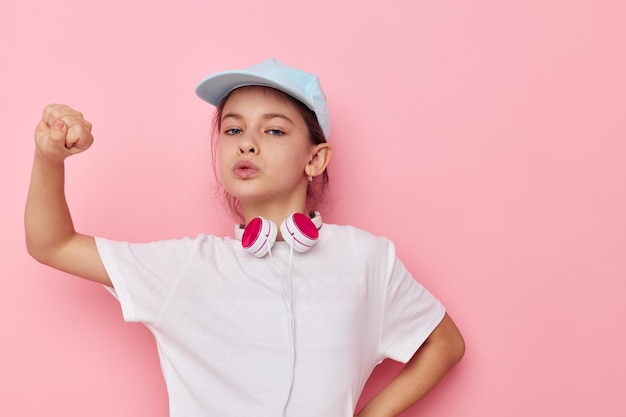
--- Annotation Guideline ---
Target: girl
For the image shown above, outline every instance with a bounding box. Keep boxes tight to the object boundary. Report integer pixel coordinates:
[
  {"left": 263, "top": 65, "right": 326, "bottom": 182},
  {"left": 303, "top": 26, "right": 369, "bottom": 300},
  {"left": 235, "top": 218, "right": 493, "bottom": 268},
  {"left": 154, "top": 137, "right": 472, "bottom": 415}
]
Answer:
[{"left": 25, "top": 58, "right": 465, "bottom": 417}]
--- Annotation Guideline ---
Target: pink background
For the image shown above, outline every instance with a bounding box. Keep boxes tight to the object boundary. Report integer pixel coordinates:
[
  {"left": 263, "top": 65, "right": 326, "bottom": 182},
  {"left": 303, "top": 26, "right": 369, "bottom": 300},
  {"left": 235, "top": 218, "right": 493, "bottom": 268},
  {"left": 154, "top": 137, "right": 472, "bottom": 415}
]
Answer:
[{"left": 2, "top": 0, "right": 625, "bottom": 415}]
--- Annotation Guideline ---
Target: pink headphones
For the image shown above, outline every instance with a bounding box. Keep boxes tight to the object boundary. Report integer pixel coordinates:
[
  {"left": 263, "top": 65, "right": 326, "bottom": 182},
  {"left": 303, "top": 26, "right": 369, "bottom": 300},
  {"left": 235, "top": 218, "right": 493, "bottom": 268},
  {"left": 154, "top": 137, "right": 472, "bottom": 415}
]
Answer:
[{"left": 234, "top": 212, "right": 322, "bottom": 257}]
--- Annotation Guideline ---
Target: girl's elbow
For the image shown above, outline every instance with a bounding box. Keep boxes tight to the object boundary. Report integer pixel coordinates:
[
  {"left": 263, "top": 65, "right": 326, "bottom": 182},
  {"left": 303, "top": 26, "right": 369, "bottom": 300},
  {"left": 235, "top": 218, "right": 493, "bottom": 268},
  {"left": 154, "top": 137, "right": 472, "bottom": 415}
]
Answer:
[{"left": 450, "top": 333, "right": 466, "bottom": 365}]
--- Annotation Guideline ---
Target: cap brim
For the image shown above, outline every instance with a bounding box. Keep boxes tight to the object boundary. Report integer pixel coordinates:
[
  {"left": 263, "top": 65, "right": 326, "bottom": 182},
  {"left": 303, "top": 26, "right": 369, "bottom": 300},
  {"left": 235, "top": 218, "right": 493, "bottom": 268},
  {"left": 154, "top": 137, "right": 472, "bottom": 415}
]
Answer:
[{"left": 195, "top": 70, "right": 304, "bottom": 107}]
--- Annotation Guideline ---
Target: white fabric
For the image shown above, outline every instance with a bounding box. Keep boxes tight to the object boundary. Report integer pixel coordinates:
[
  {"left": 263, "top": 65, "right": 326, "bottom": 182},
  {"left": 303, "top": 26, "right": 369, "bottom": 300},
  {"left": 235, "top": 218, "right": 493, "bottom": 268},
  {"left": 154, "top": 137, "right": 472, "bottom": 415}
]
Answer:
[{"left": 95, "top": 223, "right": 445, "bottom": 417}]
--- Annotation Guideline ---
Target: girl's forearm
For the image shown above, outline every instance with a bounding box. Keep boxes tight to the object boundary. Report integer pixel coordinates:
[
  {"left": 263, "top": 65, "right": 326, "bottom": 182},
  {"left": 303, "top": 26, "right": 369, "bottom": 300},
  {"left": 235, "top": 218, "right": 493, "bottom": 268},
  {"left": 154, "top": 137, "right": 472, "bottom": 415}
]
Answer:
[
  {"left": 25, "top": 154, "right": 76, "bottom": 264},
  {"left": 356, "top": 314, "right": 465, "bottom": 417}
]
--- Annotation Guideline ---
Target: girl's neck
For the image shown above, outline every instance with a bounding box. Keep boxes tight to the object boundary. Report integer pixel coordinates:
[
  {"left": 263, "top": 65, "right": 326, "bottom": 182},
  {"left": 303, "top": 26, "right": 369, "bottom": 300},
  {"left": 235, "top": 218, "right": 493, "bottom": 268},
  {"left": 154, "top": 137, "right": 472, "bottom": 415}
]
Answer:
[{"left": 241, "top": 202, "right": 308, "bottom": 241}]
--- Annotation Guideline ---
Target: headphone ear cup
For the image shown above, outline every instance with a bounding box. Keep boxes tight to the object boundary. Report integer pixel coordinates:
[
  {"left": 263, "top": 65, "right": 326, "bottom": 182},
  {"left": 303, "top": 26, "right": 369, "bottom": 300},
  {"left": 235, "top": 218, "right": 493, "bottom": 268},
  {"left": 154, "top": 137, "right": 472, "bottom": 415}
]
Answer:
[
  {"left": 280, "top": 212, "right": 320, "bottom": 253},
  {"left": 241, "top": 217, "right": 277, "bottom": 257}
]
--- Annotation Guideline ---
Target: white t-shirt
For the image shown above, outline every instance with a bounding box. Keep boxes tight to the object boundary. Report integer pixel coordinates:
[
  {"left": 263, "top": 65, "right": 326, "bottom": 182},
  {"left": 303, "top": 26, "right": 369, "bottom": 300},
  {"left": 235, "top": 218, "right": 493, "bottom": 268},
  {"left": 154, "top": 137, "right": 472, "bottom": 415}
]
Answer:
[{"left": 95, "top": 223, "right": 445, "bottom": 417}]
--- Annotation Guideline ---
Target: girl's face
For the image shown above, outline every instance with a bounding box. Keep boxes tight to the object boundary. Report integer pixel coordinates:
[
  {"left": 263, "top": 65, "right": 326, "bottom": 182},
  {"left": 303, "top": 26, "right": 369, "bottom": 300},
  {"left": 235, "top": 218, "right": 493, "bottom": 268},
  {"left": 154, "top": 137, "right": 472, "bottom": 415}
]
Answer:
[{"left": 217, "top": 86, "right": 315, "bottom": 216}]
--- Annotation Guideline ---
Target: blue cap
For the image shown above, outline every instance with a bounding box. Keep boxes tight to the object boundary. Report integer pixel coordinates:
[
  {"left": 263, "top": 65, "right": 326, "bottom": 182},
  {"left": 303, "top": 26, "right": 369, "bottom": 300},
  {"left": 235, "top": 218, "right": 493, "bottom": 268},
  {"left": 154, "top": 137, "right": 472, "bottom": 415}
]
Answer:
[{"left": 195, "top": 58, "right": 330, "bottom": 138}]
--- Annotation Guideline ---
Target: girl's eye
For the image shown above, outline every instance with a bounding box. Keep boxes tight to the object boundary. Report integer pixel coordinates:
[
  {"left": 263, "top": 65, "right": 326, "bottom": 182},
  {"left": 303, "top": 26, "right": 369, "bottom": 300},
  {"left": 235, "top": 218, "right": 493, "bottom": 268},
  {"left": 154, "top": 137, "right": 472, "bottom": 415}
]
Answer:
[
  {"left": 267, "top": 129, "right": 285, "bottom": 137},
  {"left": 224, "top": 128, "right": 242, "bottom": 136}
]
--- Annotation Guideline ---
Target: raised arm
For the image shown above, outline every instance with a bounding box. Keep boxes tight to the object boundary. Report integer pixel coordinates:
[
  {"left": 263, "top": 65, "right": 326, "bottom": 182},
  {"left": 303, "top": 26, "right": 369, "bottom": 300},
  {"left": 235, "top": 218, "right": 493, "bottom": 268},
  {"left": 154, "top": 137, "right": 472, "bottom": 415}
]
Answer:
[
  {"left": 25, "top": 104, "right": 111, "bottom": 286},
  {"left": 356, "top": 313, "right": 465, "bottom": 417}
]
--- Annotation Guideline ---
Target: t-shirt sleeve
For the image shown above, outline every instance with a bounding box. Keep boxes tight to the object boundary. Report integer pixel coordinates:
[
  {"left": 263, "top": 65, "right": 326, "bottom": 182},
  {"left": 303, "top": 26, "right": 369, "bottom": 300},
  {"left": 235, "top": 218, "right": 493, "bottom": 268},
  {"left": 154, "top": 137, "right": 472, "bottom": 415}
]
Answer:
[
  {"left": 95, "top": 236, "right": 198, "bottom": 324},
  {"left": 379, "top": 242, "right": 446, "bottom": 363}
]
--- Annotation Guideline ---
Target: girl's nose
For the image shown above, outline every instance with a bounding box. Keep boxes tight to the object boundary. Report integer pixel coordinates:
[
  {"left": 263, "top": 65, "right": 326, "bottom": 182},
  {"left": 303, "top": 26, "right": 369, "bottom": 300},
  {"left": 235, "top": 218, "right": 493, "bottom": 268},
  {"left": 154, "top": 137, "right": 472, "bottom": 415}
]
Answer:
[
  {"left": 238, "top": 133, "right": 258, "bottom": 154},
  {"left": 238, "top": 145, "right": 256, "bottom": 154}
]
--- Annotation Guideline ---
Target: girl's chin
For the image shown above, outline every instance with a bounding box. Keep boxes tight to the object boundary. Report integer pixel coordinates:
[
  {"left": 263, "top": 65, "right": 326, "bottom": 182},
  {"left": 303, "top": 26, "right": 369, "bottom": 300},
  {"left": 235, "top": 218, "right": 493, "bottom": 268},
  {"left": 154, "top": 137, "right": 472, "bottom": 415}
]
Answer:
[
  {"left": 224, "top": 183, "right": 307, "bottom": 208},
  {"left": 226, "top": 191, "right": 271, "bottom": 206}
]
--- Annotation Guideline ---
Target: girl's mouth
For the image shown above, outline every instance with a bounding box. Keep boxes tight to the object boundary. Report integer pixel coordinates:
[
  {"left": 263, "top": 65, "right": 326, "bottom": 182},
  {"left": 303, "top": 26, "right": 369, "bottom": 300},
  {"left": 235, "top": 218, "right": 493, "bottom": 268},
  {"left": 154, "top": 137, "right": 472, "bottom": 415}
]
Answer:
[{"left": 232, "top": 160, "right": 259, "bottom": 178}]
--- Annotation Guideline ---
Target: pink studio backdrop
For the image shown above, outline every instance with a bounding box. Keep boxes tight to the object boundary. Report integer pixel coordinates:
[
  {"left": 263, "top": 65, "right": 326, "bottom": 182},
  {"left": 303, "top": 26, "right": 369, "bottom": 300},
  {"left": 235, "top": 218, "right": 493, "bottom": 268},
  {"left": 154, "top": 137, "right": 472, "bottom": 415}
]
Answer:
[{"left": 2, "top": 0, "right": 625, "bottom": 416}]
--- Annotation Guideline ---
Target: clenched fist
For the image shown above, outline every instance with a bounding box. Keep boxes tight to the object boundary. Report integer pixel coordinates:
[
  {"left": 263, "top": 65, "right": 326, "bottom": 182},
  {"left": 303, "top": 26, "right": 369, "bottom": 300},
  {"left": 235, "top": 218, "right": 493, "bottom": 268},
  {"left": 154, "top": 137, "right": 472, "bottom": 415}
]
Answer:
[{"left": 35, "top": 104, "right": 94, "bottom": 163}]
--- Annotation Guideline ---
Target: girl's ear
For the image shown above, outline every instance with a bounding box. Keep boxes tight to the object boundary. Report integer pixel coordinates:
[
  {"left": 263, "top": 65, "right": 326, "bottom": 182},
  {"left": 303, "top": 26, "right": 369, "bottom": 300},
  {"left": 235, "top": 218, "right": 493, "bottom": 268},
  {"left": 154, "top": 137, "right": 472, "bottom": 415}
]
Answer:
[{"left": 306, "top": 143, "right": 332, "bottom": 178}]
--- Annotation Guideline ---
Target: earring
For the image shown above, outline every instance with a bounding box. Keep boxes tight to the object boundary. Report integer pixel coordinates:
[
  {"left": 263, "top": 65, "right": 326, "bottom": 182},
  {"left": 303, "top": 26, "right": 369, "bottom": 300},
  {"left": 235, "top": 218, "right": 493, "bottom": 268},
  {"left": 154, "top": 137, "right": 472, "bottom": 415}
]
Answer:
[{"left": 308, "top": 175, "right": 313, "bottom": 182}]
